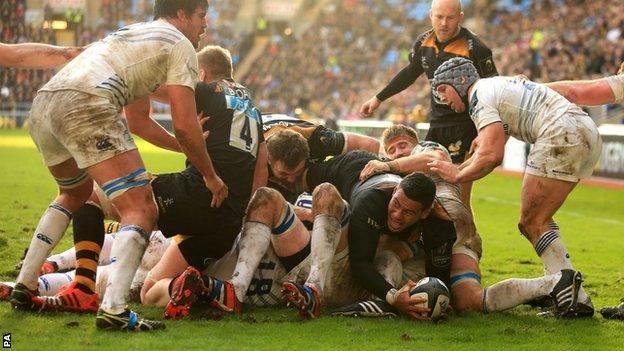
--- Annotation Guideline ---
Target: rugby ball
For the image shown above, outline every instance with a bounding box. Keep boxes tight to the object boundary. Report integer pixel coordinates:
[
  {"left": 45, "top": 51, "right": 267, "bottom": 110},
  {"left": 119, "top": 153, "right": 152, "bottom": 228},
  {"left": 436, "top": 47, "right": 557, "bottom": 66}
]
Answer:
[{"left": 409, "top": 277, "right": 450, "bottom": 320}]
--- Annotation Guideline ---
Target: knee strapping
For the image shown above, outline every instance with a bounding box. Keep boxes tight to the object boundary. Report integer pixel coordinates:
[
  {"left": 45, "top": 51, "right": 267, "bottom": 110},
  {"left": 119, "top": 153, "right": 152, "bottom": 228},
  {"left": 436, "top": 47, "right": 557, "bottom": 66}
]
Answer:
[
  {"left": 101, "top": 168, "right": 149, "bottom": 200},
  {"left": 272, "top": 204, "right": 296, "bottom": 235},
  {"left": 119, "top": 224, "right": 150, "bottom": 240},
  {"left": 54, "top": 170, "right": 90, "bottom": 189},
  {"left": 450, "top": 272, "right": 482, "bottom": 288}
]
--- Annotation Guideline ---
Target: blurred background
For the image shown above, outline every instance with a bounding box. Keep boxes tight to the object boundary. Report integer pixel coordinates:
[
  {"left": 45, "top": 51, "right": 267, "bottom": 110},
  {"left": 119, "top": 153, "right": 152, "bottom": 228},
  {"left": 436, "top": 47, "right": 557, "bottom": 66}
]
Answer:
[{"left": 1, "top": 0, "right": 623, "bottom": 178}]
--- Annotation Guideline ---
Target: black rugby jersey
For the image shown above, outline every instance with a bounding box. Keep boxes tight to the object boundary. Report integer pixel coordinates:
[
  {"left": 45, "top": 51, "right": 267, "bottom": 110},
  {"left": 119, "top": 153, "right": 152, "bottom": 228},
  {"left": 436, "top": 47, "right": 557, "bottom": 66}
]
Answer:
[
  {"left": 377, "top": 27, "right": 498, "bottom": 127},
  {"left": 186, "top": 79, "right": 264, "bottom": 216},
  {"left": 348, "top": 186, "right": 456, "bottom": 300}
]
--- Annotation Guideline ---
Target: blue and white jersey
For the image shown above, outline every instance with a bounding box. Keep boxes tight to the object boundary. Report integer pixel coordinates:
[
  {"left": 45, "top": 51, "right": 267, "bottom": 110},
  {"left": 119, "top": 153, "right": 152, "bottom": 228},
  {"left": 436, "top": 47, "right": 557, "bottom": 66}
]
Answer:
[
  {"left": 40, "top": 19, "right": 198, "bottom": 108},
  {"left": 468, "top": 76, "right": 587, "bottom": 144}
]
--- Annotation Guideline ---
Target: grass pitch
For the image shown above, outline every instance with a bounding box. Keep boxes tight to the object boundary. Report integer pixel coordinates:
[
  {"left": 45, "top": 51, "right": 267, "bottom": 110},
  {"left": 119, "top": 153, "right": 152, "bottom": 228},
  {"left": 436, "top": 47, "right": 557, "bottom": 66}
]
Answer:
[{"left": 0, "top": 129, "right": 622, "bottom": 350}]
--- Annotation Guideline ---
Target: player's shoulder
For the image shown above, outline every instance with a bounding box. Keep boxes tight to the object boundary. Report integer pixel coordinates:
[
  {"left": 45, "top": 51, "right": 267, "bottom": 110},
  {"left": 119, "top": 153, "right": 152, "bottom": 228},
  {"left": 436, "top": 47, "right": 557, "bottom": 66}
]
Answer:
[
  {"left": 413, "top": 29, "right": 435, "bottom": 49},
  {"left": 462, "top": 27, "right": 493, "bottom": 52}
]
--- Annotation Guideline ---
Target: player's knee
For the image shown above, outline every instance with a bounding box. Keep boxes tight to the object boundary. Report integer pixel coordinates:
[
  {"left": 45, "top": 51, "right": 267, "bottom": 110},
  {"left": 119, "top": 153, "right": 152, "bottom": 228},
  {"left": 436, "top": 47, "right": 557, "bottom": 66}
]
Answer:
[
  {"left": 246, "top": 187, "right": 283, "bottom": 223},
  {"left": 248, "top": 187, "right": 281, "bottom": 212},
  {"left": 451, "top": 283, "right": 484, "bottom": 313},
  {"left": 312, "top": 183, "right": 343, "bottom": 218}
]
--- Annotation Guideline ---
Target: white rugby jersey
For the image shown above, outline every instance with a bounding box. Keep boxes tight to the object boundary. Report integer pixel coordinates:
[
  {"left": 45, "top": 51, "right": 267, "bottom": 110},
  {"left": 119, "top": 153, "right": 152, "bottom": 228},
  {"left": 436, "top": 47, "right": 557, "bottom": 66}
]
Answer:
[
  {"left": 40, "top": 19, "right": 198, "bottom": 108},
  {"left": 606, "top": 75, "right": 624, "bottom": 103},
  {"left": 468, "top": 77, "right": 587, "bottom": 143}
]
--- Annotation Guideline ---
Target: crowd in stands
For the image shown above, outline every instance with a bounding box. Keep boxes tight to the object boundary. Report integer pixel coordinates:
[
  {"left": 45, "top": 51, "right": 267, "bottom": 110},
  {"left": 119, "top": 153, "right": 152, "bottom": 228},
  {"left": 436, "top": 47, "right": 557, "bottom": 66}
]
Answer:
[
  {"left": 244, "top": 0, "right": 624, "bottom": 124},
  {"left": 1, "top": 0, "right": 623, "bottom": 124}
]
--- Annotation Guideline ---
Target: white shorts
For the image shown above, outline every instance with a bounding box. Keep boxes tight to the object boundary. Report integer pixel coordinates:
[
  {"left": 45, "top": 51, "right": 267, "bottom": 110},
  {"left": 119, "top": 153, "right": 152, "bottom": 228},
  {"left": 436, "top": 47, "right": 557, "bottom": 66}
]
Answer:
[
  {"left": 28, "top": 90, "right": 136, "bottom": 168},
  {"left": 437, "top": 196, "right": 482, "bottom": 262},
  {"left": 526, "top": 113, "right": 602, "bottom": 182}
]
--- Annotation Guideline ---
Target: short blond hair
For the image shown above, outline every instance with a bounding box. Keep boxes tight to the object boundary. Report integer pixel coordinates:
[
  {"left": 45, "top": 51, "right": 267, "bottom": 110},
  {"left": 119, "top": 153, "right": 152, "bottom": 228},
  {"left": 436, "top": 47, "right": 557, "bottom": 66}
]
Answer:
[
  {"left": 381, "top": 124, "right": 419, "bottom": 149},
  {"left": 197, "top": 45, "right": 233, "bottom": 78}
]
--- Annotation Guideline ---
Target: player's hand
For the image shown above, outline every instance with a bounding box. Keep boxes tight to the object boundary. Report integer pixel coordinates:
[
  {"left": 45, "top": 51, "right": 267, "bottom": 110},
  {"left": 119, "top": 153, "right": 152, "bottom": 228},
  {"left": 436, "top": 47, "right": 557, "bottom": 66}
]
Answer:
[
  {"left": 390, "top": 280, "right": 430, "bottom": 320},
  {"left": 204, "top": 175, "right": 228, "bottom": 207},
  {"left": 427, "top": 160, "right": 459, "bottom": 183},
  {"left": 359, "top": 160, "right": 390, "bottom": 180},
  {"left": 198, "top": 112, "right": 211, "bottom": 140},
  {"left": 360, "top": 96, "right": 381, "bottom": 117}
]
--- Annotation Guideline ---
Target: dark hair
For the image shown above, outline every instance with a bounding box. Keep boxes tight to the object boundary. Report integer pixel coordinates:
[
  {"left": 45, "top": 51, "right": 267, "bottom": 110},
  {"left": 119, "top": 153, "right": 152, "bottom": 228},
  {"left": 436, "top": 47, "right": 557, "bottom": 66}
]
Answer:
[
  {"left": 381, "top": 124, "right": 419, "bottom": 150},
  {"left": 399, "top": 172, "right": 436, "bottom": 209},
  {"left": 267, "top": 130, "right": 310, "bottom": 169},
  {"left": 154, "top": 0, "right": 208, "bottom": 19}
]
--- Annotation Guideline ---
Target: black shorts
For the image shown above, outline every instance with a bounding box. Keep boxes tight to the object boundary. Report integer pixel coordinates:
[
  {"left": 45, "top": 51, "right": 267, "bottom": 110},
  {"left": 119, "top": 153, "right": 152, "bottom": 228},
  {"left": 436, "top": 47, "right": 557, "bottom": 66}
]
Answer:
[
  {"left": 425, "top": 121, "right": 478, "bottom": 164},
  {"left": 308, "top": 125, "right": 346, "bottom": 161},
  {"left": 151, "top": 170, "right": 242, "bottom": 268}
]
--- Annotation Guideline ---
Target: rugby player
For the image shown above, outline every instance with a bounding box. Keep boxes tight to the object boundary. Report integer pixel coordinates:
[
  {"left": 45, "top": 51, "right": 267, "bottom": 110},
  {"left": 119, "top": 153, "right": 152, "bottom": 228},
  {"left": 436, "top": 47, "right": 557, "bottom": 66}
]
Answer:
[
  {"left": 0, "top": 42, "right": 83, "bottom": 69},
  {"left": 427, "top": 57, "right": 601, "bottom": 316},
  {"left": 11, "top": 0, "right": 222, "bottom": 331},
  {"left": 30, "top": 44, "right": 266, "bottom": 322},
  {"left": 338, "top": 136, "right": 584, "bottom": 317},
  {"left": 360, "top": 0, "right": 498, "bottom": 213},
  {"left": 545, "top": 71, "right": 624, "bottom": 320}
]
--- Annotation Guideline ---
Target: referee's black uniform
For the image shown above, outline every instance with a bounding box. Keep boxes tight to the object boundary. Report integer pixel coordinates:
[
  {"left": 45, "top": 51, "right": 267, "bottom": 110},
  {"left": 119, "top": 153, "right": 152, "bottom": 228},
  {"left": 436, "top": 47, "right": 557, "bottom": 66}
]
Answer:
[{"left": 376, "top": 27, "right": 498, "bottom": 164}]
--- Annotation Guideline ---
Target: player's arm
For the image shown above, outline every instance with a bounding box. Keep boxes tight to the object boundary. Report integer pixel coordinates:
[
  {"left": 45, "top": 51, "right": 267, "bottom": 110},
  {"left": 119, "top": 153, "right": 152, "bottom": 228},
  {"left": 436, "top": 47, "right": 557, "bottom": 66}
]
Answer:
[
  {"left": 360, "top": 149, "right": 448, "bottom": 180},
  {"left": 124, "top": 96, "right": 182, "bottom": 152},
  {"left": 168, "top": 84, "right": 228, "bottom": 207},
  {"left": 360, "top": 42, "right": 424, "bottom": 117},
  {"left": 252, "top": 141, "right": 268, "bottom": 192},
  {"left": 343, "top": 132, "right": 380, "bottom": 154},
  {"left": 428, "top": 122, "right": 505, "bottom": 183},
  {"left": 0, "top": 42, "right": 83, "bottom": 69},
  {"left": 547, "top": 78, "right": 619, "bottom": 105},
  {"left": 422, "top": 217, "right": 456, "bottom": 288}
]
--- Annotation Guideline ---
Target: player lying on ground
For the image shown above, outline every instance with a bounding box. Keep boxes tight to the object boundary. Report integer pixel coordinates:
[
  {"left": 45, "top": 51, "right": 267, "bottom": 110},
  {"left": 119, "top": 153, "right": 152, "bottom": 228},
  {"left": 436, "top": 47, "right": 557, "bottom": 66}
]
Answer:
[
  {"left": 1, "top": 223, "right": 170, "bottom": 306},
  {"left": 426, "top": 57, "right": 601, "bottom": 317},
  {"left": 546, "top": 66, "right": 624, "bottom": 321},
  {"left": 334, "top": 135, "right": 584, "bottom": 317}
]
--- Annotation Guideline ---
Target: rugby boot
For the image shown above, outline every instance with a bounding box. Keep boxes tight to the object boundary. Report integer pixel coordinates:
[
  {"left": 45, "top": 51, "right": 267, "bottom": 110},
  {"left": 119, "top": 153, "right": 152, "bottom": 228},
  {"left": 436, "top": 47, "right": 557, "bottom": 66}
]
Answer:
[
  {"left": 282, "top": 281, "right": 321, "bottom": 318},
  {"left": 600, "top": 300, "right": 624, "bottom": 320},
  {"left": 331, "top": 299, "right": 398, "bottom": 318},
  {"left": 204, "top": 275, "right": 241, "bottom": 314},
  {"left": 524, "top": 295, "right": 554, "bottom": 309},
  {"left": 0, "top": 282, "right": 15, "bottom": 301},
  {"left": 164, "top": 267, "right": 207, "bottom": 320},
  {"left": 547, "top": 269, "right": 583, "bottom": 317},
  {"left": 9, "top": 282, "right": 39, "bottom": 310},
  {"left": 574, "top": 296, "right": 595, "bottom": 318},
  {"left": 32, "top": 281, "right": 99, "bottom": 313},
  {"left": 96, "top": 308, "right": 165, "bottom": 331}
]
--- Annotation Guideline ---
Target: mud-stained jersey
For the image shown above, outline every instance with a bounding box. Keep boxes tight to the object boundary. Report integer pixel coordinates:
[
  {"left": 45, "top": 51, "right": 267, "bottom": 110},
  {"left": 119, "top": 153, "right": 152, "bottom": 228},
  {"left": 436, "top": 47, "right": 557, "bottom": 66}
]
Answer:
[
  {"left": 468, "top": 77, "right": 588, "bottom": 144},
  {"left": 40, "top": 19, "right": 198, "bottom": 108}
]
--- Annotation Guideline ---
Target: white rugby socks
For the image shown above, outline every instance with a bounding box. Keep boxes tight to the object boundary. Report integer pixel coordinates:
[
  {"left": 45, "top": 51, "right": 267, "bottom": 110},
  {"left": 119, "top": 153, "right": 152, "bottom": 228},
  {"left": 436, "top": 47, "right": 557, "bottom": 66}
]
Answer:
[
  {"left": 100, "top": 225, "right": 148, "bottom": 314},
  {"left": 374, "top": 250, "right": 403, "bottom": 287},
  {"left": 305, "top": 214, "right": 342, "bottom": 293},
  {"left": 38, "top": 272, "right": 74, "bottom": 296},
  {"left": 17, "top": 203, "right": 72, "bottom": 290},
  {"left": 484, "top": 272, "right": 561, "bottom": 312},
  {"left": 232, "top": 221, "right": 271, "bottom": 303}
]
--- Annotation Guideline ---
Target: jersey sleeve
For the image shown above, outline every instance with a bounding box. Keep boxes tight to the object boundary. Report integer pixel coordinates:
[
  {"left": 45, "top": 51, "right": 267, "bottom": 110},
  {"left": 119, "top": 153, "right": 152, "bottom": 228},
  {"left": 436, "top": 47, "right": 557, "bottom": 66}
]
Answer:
[
  {"left": 421, "top": 216, "right": 456, "bottom": 287},
  {"left": 307, "top": 125, "right": 346, "bottom": 160},
  {"left": 256, "top": 110, "right": 265, "bottom": 143},
  {"left": 166, "top": 40, "right": 198, "bottom": 90},
  {"left": 470, "top": 35, "right": 498, "bottom": 78},
  {"left": 348, "top": 191, "right": 395, "bottom": 299},
  {"left": 470, "top": 84, "right": 502, "bottom": 130},
  {"left": 376, "top": 35, "right": 426, "bottom": 101}
]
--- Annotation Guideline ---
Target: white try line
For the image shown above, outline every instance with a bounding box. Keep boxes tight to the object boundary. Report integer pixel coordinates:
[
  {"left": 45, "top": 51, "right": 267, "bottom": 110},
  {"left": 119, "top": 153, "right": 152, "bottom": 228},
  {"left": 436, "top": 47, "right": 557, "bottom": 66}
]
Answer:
[{"left": 476, "top": 195, "right": 624, "bottom": 226}]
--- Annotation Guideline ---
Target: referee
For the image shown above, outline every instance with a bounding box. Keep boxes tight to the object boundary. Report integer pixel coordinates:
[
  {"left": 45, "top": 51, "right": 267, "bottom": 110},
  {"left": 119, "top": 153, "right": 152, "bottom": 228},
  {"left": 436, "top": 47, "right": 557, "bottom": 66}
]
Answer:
[{"left": 360, "top": 0, "right": 497, "bottom": 213}]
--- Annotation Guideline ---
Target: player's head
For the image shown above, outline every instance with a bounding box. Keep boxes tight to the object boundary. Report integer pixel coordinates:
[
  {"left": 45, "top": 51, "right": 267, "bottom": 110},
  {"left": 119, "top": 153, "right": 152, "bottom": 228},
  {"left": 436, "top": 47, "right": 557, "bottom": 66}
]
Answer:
[
  {"left": 197, "top": 45, "right": 233, "bottom": 82},
  {"left": 430, "top": 0, "right": 463, "bottom": 42},
  {"left": 267, "top": 130, "right": 310, "bottom": 184},
  {"left": 381, "top": 124, "right": 419, "bottom": 160},
  {"left": 154, "top": 0, "right": 208, "bottom": 48},
  {"left": 432, "top": 57, "right": 479, "bottom": 112},
  {"left": 387, "top": 172, "right": 435, "bottom": 232}
]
